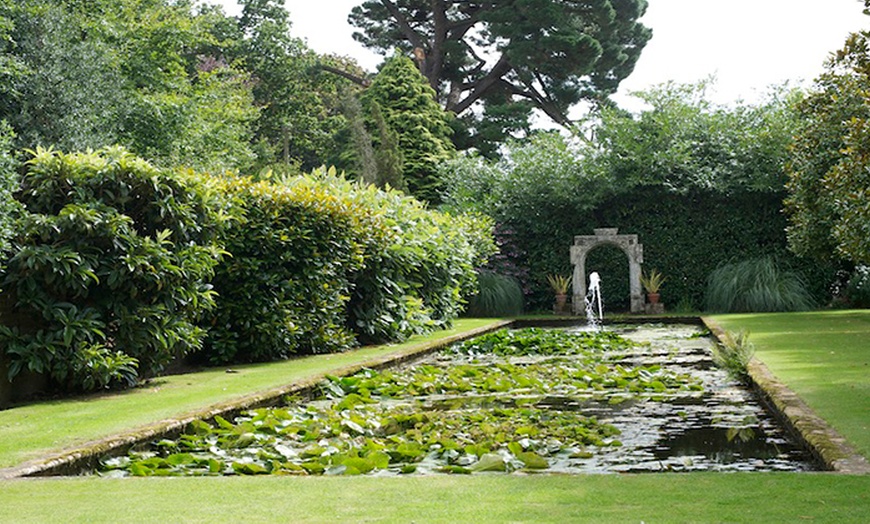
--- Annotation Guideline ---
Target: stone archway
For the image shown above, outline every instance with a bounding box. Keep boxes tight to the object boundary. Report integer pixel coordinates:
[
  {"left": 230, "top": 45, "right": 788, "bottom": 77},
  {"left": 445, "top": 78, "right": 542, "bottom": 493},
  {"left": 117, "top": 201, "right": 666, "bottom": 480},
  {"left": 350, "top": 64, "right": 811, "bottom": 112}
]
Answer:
[{"left": 570, "top": 228, "right": 644, "bottom": 314}]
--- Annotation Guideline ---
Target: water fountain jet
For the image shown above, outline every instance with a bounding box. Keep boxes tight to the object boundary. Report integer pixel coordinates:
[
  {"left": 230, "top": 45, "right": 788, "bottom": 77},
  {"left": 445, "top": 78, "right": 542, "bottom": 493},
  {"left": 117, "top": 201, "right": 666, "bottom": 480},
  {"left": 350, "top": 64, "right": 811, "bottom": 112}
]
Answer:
[{"left": 585, "top": 271, "right": 603, "bottom": 329}]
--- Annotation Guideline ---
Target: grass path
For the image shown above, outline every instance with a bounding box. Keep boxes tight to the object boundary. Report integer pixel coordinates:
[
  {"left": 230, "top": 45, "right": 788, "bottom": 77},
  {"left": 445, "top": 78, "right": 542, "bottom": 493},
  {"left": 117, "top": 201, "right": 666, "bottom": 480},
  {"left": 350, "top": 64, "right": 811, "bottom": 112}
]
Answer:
[
  {"left": 710, "top": 309, "right": 870, "bottom": 459},
  {"left": 0, "top": 319, "right": 503, "bottom": 470},
  {"left": 0, "top": 312, "right": 868, "bottom": 522}
]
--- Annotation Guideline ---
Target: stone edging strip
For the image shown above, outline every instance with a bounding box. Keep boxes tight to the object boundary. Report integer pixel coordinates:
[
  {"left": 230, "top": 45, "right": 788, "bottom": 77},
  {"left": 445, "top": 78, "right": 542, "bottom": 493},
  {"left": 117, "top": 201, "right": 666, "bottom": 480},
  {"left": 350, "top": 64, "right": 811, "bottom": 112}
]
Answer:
[
  {"left": 0, "top": 320, "right": 512, "bottom": 479},
  {"left": 702, "top": 317, "right": 870, "bottom": 474}
]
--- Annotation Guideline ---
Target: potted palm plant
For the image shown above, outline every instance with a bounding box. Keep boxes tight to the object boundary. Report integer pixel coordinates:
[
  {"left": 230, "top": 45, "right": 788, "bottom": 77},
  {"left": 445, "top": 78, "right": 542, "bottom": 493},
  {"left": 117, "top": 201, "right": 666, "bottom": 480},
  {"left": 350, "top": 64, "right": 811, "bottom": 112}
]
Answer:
[
  {"left": 640, "top": 268, "right": 666, "bottom": 304},
  {"left": 547, "top": 274, "right": 572, "bottom": 314}
]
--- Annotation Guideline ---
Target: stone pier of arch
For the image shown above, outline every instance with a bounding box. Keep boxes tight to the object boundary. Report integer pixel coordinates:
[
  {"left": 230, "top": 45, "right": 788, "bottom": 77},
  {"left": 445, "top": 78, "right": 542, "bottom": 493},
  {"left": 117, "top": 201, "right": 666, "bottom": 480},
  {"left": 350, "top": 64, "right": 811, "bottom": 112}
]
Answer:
[{"left": 570, "top": 228, "right": 644, "bottom": 314}]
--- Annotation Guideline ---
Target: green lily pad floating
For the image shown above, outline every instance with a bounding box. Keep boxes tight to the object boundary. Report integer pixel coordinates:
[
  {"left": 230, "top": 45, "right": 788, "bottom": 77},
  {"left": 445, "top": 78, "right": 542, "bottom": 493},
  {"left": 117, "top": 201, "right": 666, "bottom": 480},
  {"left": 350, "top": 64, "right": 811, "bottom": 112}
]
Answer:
[{"left": 99, "top": 328, "right": 712, "bottom": 477}]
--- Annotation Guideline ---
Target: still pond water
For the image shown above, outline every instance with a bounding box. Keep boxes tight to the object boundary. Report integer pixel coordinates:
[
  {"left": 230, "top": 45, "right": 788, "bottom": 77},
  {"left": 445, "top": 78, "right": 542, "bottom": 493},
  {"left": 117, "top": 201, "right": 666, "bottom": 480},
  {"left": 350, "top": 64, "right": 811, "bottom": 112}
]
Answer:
[{"left": 98, "top": 324, "right": 819, "bottom": 476}]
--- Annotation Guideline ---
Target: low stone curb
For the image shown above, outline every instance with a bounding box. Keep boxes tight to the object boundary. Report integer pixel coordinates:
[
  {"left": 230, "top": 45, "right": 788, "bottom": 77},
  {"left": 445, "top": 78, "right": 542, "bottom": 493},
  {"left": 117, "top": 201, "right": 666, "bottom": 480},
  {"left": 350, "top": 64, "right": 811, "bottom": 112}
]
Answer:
[
  {"left": 702, "top": 317, "right": 870, "bottom": 474},
  {"left": 0, "top": 320, "right": 512, "bottom": 480}
]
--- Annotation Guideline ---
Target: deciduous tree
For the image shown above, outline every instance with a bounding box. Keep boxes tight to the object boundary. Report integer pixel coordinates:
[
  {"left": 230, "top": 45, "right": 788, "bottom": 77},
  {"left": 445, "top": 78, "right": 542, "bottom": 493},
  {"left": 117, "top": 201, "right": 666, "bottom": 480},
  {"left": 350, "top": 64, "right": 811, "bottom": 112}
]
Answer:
[{"left": 785, "top": 31, "right": 870, "bottom": 264}]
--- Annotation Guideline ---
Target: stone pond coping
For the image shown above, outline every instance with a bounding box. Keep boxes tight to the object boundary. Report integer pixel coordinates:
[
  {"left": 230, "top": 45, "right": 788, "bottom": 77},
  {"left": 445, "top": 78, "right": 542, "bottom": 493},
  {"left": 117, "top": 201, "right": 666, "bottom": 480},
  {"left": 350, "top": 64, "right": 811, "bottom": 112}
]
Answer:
[
  {"left": 1, "top": 316, "right": 866, "bottom": 478},
  {"left": 702, "top": 317, "right": 870, "bottom": 475}
]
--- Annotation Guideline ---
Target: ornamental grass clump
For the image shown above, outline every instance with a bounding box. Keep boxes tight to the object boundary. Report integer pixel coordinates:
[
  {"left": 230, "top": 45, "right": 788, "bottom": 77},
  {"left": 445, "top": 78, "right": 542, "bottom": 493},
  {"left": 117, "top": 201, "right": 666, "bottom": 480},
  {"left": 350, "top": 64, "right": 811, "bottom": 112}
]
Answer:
[
  {"left": 712, "top": 329, "right": 755, "bottom": 381},
  {"left": 704, "top": 256, "right": 814, "bottom": 312},
  {"left": 466, "top": 270, "right": 524, "bottom": 317}
]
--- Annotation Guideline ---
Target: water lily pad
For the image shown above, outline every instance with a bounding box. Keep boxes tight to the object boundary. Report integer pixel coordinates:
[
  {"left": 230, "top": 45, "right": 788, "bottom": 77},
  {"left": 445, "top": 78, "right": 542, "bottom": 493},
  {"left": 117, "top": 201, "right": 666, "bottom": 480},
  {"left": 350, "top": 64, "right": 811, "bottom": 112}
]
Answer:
[
  {"left": 516, "top": 451, "right": 548, "bottom": 469},
  {"left": 470, "top": 453, "right": 507, "bottom": 472}
]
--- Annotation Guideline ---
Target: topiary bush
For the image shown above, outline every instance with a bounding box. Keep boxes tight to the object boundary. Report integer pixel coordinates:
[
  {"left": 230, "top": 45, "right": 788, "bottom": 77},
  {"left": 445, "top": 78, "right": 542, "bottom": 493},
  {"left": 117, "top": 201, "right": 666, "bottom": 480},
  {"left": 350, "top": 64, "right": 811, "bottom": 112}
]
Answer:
[
  {"left": 704, "top": 256, "right": 814, "bottom": 312},
  {"left": 0, "top": 147, "right": 226, "bottom": 392}
]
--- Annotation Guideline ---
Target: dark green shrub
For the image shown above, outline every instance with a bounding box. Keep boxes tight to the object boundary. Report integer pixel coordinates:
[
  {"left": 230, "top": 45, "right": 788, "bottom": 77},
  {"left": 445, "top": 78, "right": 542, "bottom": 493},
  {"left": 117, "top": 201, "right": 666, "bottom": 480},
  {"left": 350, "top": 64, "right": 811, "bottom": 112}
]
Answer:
[
  {"left": 466, "top": 271, "right": 524, "bottom": 317},
  {"left": 0, "top": 147, "right": 225, "bottom": 391},
  {"left": 202, "top": 174, "right": 365, "bottom": 364},
  {"left": 0, "top": 121, "right": 21, "bottom": 258},
  {"left": 705, "top": 256, "right": 814, "bottom": 312},
  {"left": 845, "top": 266, "right": 870, "bottom": 307},
  {"left": 280, "top": 169, "right": 495, "bottom": 344}
]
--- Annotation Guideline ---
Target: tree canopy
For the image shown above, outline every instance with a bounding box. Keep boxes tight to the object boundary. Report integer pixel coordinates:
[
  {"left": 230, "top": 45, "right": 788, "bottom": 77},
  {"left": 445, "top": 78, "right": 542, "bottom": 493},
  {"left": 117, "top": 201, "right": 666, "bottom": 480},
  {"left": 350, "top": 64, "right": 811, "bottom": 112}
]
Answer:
[
  {"left": 348, "top": 0, "right": 651, "bottom": 149},
  {"left": 785, "top": 30, "right": 870, "bottom": 265},
  {"left": 0, "top": 0, "right": 363, "bottom": 174}
]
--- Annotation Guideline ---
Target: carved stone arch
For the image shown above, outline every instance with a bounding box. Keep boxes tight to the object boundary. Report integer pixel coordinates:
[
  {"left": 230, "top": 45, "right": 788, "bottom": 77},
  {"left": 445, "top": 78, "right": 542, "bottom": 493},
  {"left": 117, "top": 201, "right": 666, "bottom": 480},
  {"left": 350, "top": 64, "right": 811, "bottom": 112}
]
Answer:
[{"left": 570, "top": 228, "right": 644, "bottom": 314}]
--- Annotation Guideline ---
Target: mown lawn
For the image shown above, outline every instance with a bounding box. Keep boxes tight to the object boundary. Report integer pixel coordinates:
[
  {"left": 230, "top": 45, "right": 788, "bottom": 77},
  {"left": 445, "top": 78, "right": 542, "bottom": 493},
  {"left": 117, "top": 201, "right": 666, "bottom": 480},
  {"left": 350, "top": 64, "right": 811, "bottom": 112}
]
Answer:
[
  {"left": 0, "top": 474, "right": 868, "bottom": 523},
  {"left": 710, "top": 309, "right": 870, "bottom": 459},
  {"left": 0, "top": 312, "right": 868, "bottom": 523}
]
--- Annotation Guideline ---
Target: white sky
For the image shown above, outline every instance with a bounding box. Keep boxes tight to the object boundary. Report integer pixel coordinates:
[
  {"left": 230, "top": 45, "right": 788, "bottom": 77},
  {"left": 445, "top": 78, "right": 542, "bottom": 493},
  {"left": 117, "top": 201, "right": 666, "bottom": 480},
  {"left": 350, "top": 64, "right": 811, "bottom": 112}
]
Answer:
[{"left": 205, "top": 0, "right": 869, "bottom": 110}]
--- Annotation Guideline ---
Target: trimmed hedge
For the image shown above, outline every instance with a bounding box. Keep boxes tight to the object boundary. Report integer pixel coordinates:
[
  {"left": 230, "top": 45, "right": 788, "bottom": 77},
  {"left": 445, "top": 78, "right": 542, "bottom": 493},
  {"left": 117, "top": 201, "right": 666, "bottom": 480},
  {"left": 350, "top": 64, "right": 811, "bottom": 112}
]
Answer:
[
  {"left": 201, "top": 175, "right": 366, "bottom": 364},
  {"left": 0, "top": 148, "right": 226, "bottom": 391},
  {"left": 0, "top": 150, "right": 495, "bottom": 393},
  {"left": 505, "top": 187, "right": 834, "bottom": 311},
  {"left": 277, "top": 169, "right": 495, "bottom": 345}
]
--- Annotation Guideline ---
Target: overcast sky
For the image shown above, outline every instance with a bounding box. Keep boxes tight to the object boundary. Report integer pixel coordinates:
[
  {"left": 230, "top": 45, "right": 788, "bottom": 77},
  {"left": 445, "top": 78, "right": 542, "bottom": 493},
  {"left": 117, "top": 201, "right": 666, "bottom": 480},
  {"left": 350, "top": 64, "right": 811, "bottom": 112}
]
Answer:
[{"left": 206, "top": 0, "right": 869, "bottom": 109}]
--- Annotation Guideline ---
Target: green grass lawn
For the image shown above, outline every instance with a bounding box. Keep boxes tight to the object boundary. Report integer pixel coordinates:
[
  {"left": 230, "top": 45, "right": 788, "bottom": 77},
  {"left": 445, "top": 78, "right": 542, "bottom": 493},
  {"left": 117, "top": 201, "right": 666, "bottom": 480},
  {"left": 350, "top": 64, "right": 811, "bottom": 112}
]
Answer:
[
  {"left": 710, "top": 309, "right": 870, "bottom": 459},
  {"left": 0, "top": 312, "right": 868, "bottom": 523},
  {"left": 0, "top": 474, "right": 868, "bottom": 523}
]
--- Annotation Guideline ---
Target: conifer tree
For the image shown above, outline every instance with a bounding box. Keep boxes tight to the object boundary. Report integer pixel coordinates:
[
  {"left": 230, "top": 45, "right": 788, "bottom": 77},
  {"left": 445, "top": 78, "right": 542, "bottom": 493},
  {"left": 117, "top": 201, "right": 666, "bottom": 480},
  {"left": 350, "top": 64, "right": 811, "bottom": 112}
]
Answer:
[{"left": 362, "top": 54, "right": 454, "bottom": 204}]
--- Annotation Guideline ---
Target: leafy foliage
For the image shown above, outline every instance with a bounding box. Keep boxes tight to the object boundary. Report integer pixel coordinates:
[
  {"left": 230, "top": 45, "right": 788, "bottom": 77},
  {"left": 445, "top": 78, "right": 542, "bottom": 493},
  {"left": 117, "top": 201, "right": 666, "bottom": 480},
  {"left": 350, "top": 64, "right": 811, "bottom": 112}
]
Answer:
[
  {"left": 349, "top": 0, "right": 651, "bottom": 146},
  {"left": 102, "top": 328, "right": 707, "bottom": 477},
  {"left": 0, "top": 122, "right": 20, "bottom": 258},
  {"left": 845, "top": 266, "right": 870, "bottom": 307},
  {"left": 0, "top": 148, "right": 226, "bottom": 391},
  {"left": 594, "top": 80, "right": 800, "bottom": 194},
  {"left": 233, "top": 0, "right": 353, "bottom": 173},
  {"left": 201, "top": 167, "right": 494, "bottom": 363},
  {"left": 449, "top": 328, "right": 635, "bottom": 357},
  {"left": 711, "top": 330, "right": 755, "bottom": 381},
  {"left": 441, "top": 83, "right": 825, "bottom": 310},
  {"left": 785, "top": 32, "right": 870, "bottom": 265},
  {"left": 0, "top": 0, "right": 358, "bottom": 174},
  {"left": 202, "top": 173, "right": 365, "bottom": 364},
  {"left": 280, "top": 168, "right": 495, "bottom": 345},
  {"left": 704, "top": 256, "right": 814, "bottom": 313}
]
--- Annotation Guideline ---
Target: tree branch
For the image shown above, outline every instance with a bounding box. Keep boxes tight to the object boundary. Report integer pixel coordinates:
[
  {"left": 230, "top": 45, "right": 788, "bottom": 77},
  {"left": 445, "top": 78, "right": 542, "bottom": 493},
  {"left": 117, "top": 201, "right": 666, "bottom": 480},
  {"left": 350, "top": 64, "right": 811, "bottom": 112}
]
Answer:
[
  {"left": 318, "top": 64, "right": 371, "bottom": 87},
  {"left": 449, "top": 53, "right": 512, "bottom": 114},
  {"left": 380, "top": 0, "right": 427, "bottom": 50}
]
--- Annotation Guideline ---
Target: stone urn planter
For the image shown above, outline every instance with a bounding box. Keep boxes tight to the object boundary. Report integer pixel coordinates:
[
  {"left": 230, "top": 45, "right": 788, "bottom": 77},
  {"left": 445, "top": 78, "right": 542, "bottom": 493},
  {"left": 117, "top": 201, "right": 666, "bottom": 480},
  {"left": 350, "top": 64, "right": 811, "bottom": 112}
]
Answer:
[{"left": 646, "top": 292, "right": 661, "bottom": 305}]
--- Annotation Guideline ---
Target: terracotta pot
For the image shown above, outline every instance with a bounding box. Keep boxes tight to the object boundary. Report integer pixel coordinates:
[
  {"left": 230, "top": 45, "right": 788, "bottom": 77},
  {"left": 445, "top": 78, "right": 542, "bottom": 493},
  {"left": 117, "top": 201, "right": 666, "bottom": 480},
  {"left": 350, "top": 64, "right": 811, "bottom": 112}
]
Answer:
[
  {"left": 647, "top": 293, "right": 660, "bottom": 304},
  {"left": 554, "top": 293, "right": 568, "bottom": 313}
]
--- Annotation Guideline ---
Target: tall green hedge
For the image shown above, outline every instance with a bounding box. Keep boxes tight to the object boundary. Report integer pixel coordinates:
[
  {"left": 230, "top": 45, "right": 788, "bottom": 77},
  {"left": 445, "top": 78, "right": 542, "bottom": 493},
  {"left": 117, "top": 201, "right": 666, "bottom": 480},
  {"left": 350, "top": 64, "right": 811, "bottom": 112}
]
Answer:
[
  {"left": 201, "top": 175, "right": 366, "bottom": 364},
  {"left": 0, "top": 148, "right": 226, "bottom": 391},
  {"left": 0, "top": 149, "right": 495, "bottom": 393},
  {"left": 508, "top": 187, "right": 833, "bottom": 311},
  {"left": 278, "top": 169, "right": 495, "bottom": 345},
  {"left": 201, "top": 168, "right": 495, "bottom": 363}
]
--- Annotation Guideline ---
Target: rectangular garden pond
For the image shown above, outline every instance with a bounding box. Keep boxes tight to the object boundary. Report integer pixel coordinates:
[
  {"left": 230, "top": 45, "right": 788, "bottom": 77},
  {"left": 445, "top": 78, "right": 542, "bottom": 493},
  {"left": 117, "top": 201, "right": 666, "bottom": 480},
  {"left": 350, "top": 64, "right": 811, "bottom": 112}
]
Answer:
[{"left": 96, "top": 324, "right": 820, "bottom": 476}]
